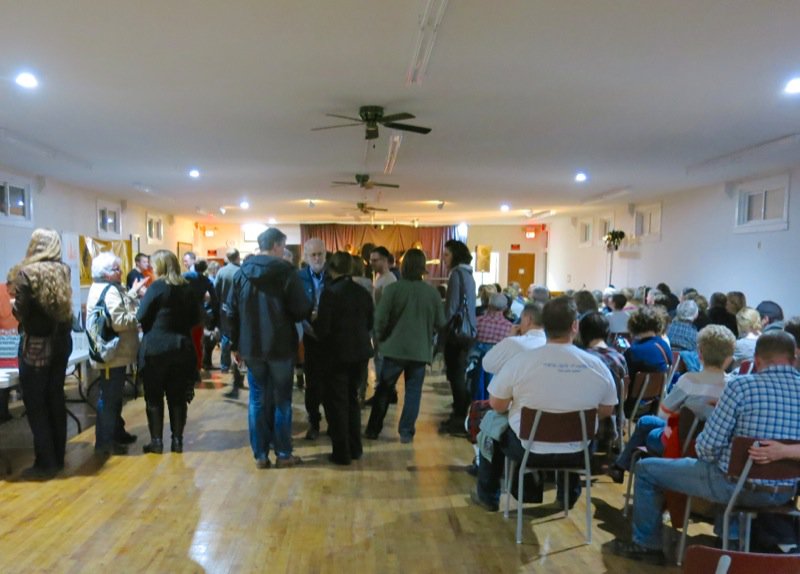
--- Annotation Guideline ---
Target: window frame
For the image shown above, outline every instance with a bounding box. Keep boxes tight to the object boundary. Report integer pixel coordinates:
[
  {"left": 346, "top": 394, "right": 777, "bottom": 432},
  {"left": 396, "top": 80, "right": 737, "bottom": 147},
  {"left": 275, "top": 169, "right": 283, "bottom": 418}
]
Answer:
[
  {"left": 0, "top": 173, "right": 34, "bottom": 228},
  {"left": 97, "top": 199, "right": 123, "bottom": 239},
  {"left": 146, "top": 212, "right": 165, "bottom": 244},
  {"left": 633, "top": 203, "right": 662, "bottom": 242},
  {"left": 733, "top": 173, "right": 789, "bottom": 234},
  {"left": 577, "top": 217, "right": 593, "bottom": 248}
]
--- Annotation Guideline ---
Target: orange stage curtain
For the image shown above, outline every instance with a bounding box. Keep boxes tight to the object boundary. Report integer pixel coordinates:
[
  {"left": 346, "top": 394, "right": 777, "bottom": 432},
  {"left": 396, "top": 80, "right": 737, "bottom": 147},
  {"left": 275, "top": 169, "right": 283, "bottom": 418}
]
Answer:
[{"left": 300, "top": 224, "right": 457, "bottom": 280}]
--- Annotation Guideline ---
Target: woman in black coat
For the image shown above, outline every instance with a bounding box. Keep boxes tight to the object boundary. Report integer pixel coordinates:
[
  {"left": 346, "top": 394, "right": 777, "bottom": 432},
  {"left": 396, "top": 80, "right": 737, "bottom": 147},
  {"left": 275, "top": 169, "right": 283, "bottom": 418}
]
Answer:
[
  {"left": 313, "top": 251, "right": 374, "bottom": 465},
  {"left": 137, "top": 249, "right": 201, "bottom": 454}
]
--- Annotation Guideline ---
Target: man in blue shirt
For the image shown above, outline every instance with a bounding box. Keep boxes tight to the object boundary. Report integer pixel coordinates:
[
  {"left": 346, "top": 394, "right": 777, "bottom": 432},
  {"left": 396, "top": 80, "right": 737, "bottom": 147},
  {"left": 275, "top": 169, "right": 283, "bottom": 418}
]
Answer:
[
  {"left": 614, "top": 331, "right": 800, "bottom": 564},
  {"left": 298, "top": 238, "right": 328, "bottom": 440}
]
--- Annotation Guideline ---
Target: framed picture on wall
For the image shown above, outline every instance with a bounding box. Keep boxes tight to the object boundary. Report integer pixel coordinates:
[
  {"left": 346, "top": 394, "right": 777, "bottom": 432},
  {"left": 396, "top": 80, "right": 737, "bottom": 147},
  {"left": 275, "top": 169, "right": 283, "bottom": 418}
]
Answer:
[{"left": 177, "top": 242, "right": 193, "bottom": 261}]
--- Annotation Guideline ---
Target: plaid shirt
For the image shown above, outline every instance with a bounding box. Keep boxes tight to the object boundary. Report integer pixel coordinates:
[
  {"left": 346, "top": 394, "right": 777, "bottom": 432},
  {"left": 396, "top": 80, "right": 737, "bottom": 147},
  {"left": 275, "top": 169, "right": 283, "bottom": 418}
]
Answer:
[
  {"left": 696, "top": 365, "right": 800, "bottom": 485},
  {"left": 476, "top": 310, "right": 511, "bottom": 344},
  {"left": 666, "top": 320, "right": 697, "bottom": 351}
]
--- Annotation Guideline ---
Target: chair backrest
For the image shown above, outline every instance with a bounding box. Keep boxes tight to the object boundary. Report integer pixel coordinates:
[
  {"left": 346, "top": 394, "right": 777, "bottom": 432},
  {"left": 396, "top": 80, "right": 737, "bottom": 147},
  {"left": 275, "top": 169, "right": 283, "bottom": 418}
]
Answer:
[
  {"left": 519, "top": 407, "right": 598, "bottom": 444},
  {"left": 628, "top": 371, "right": 666, "bottom": 402},
  {"left": 682, "top": 544, "right": 800, "bottom": 574},
  {"left": 677, "top": 407, "right": 705, "bottom": 457},
  {"left": 737, "top": 359, "right": 754, "bottom": 375},
  {"left": 727, "top": 436, "right": 800, "bottom": 481}
]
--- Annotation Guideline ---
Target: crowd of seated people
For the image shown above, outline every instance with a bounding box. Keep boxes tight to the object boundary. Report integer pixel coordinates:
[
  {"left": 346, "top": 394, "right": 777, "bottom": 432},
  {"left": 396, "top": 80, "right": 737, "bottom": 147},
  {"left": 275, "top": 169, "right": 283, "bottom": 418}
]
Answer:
[{"left": 462, "top": 279, "right": 800, "bottom": 562}]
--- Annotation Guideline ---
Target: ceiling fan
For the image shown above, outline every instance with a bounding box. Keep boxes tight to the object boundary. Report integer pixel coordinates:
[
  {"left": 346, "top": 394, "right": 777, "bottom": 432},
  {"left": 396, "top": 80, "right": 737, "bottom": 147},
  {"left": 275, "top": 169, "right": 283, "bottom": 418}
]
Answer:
[
  {"left": 312, "top": 105, "right": 431, "bottom": 140},
  {"left": 356, "top": 201, "right": 388, "bottom": 214},
  {"left": 332, "top": 173, "right": 399, "bottom": 189}
]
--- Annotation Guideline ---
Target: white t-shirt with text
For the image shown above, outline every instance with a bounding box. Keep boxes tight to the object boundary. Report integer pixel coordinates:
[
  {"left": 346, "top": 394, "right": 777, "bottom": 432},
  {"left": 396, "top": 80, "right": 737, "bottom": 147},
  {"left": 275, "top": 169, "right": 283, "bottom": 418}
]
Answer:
[{"left": 487, "top": 343, "right": 618, "bottom": 453}]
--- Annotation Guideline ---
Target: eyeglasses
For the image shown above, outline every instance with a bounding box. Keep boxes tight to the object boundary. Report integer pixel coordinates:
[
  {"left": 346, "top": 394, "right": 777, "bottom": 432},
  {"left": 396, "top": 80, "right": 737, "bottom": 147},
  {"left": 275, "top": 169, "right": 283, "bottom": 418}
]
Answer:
[{"left": 110, "top": 267, "right": 121, "bottom": 272}]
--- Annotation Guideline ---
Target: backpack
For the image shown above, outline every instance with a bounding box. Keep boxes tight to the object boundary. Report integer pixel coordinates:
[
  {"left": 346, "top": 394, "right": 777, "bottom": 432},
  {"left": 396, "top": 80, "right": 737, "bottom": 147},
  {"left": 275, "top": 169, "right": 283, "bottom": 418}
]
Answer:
[{"left": 86, "top": 283, "right": 121, "bottom": 363}]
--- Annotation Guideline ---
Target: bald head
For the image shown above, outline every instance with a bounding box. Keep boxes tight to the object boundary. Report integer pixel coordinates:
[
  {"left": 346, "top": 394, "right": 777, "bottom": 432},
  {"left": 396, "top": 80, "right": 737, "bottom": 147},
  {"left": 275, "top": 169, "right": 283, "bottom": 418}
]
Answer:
[{"left": 304, "top": 238, "right": 326, "bottom": 273}]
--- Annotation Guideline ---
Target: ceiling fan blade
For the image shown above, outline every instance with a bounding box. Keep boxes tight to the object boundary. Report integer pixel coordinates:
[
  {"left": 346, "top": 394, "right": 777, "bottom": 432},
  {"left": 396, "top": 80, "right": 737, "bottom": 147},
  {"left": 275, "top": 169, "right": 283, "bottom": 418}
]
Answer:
[
  {"left": 368, "top": 207, "right": 389, "bottom": 212},
  {"left": 326, "top": 113, "right": 363, "bottom": 122},
  {"left": 382, "top": 122, "right": 431, "bottom": 135},
  {"left": 311, "top": 123, "right": 363, "bottom": 131},
  {"left": 380, "top": 112, "right": 415, "bottom": 123},
  {"left": 373, "top": 183, "right": 400, "bottom": 188},
  {"left": 331, "top": 181, "right": 358, "bottom": 185}
]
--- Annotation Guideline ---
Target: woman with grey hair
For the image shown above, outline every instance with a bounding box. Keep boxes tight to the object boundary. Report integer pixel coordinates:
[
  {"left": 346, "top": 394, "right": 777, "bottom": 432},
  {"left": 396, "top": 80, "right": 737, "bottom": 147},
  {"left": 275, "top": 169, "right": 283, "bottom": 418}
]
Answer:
[
  {"left": 665, "top": 300, "right": 699, "bottom": 351},
  {"left": 87, "top": 252, "right": 145, "bottom": 455}
]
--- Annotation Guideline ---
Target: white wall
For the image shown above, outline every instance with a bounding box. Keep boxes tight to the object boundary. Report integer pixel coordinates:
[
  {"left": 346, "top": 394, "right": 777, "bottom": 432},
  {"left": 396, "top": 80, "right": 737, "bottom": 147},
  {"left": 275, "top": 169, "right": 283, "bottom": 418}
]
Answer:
[
  {"left": 466, "top": 224, "right": 548, "bottom": 289},
  {"left": 191, "top": 223, "right": 301, "bottom": 259},
  {"left": 547, "top": 166, "right": 800, "bottom": 316},
  {"left": 0, "top": 164, "right": 194, "bottom": 300}
]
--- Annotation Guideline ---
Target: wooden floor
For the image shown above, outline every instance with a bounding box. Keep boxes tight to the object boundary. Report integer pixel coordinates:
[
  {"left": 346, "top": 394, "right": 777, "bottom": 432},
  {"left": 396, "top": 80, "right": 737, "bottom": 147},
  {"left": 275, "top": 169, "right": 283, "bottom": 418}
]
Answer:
[{"left": 0, "top": 361, "right": 710, "bottom": 573}]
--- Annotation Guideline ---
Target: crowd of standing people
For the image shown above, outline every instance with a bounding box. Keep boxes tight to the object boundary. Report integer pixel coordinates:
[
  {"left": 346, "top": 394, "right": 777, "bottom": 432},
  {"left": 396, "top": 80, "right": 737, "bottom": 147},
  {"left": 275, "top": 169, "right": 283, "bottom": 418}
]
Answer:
[{"left": 7, "top": 226, "right": 800, "bottom": 565}]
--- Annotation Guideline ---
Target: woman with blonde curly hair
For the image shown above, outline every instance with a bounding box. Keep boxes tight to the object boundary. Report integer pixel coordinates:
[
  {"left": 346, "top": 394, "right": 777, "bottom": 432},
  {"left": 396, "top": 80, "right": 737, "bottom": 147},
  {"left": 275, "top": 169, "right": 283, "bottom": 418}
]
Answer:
[{"left": 11, "top": 229, "right": 74, "bottom": 479}]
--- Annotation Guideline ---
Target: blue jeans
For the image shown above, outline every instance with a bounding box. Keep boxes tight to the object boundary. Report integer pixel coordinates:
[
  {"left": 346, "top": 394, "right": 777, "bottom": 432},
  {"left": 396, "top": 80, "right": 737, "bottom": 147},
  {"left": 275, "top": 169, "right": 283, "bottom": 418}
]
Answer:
[
  {"left": 246, "top": 358, "right": 294, "bottom": 461},
  {"left": 632, "top": 457, "right": 793, "bottom": 549},
  {"left": 615, "top": 415, "right": 665, "bottom": 469},
  {"left": 365, "top": 357, "right": 426, "bottom": 439},
  {"left": 95, "top": 366, "right": 126, "bottom": 449},
  {"left": 220, "top": 335, "right": 232, "bottom": 371}
]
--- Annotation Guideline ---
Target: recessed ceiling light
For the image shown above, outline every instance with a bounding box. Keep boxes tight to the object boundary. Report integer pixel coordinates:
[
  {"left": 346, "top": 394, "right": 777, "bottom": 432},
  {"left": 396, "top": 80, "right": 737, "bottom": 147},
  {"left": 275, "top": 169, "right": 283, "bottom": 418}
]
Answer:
[
  {"left": 268, "top": 217, "right": 276, "bottom": 225},
  {"left": 15, "top": 72, "right": 38, "bottom": 89},
  {"left": 219, "top": 207, "right": 226, "bottom": 215},
  {"left": 239, "top": 200, "right": 250, "bottom": 210},
  {"left": 575, "top": 172, "right": 588, "bottom": 183},
  {"left": 500, "top": 203, "right": 510, "bottom": 212},
  {"left": 784, "top": 78, "right": 800, "bottom": 95},
  {"left": 188, "top": 169, "right": 200, "bottom": 178}
]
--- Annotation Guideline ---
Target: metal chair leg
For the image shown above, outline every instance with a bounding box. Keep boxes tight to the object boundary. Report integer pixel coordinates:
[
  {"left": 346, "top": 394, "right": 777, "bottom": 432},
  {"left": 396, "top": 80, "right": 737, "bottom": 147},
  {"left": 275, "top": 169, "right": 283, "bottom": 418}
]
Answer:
[
  {"left": 623, "top": 450, "right": 642, "bottom": 518},
  {"left": 504, "top": 459, "right": 513, "bottom": 519},
  {"left": 516, "top": 465, "right": 525, "bottom": 544},
  {"left": 677, "top": 496, "right": 692, "bottom": 566}
]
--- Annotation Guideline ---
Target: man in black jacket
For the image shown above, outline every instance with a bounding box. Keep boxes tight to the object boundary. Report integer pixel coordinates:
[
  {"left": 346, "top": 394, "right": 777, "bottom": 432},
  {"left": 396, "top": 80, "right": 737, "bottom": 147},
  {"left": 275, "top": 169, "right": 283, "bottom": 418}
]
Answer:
[{"left": 228, "top": 228, "right": 312, "bottom": 469}]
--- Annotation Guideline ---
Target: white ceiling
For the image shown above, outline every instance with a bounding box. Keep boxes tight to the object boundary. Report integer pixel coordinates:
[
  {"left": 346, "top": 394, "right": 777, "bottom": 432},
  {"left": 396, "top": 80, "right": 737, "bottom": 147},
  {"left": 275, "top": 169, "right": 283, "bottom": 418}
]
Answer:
[{"left": 2, "top": 1, "right": 800, "bottom": 225}]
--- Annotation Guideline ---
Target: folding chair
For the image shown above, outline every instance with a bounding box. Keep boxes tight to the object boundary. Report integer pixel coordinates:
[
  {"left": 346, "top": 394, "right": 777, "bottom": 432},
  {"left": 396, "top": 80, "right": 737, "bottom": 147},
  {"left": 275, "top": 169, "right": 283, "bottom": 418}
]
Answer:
[
  {"left": 682, "top": 544, "right": 800, "bottom": 574},
  {"left": 623, "top": 406, "right": 703, "bottom": 517},
  {"left": 665, "top": 351, "right": 681, "bottom": 389},
  {"left": 677, "top": 437, "right": 800, "bottom": 564},
  {"left": 502, "top": 407, "right": 598, "bottom": 544},
  {"left": 626, "top": 371, "right": 667, "bottom": 437}
]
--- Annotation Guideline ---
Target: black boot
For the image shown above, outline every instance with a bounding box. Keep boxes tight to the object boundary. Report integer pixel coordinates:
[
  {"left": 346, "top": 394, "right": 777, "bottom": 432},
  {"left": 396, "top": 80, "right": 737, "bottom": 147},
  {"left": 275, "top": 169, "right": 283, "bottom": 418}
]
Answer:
[
  {"left": 169, "top": 401, "right": 187, "bottom": 453},
  {"left": 142, "top": 403, "right": 164, "bottom": 454},
  {"left": 223, "top": 369, "right": 244, "bottom": 399}
]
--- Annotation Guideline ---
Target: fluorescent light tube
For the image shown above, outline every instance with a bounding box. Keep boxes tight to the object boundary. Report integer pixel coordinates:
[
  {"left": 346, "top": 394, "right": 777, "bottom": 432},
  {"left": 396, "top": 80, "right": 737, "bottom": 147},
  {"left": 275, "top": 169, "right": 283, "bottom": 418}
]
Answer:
[
  {"left": 384, "top": 133, "right": 403, "bottom": 174},
  {"left": 406, "top": 0, "right": 449, "bottom": 85}
]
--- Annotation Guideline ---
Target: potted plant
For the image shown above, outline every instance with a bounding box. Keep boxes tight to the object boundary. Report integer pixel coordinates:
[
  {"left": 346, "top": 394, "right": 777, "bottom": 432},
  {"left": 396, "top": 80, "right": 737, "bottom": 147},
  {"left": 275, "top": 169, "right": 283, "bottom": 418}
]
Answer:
[{"left": 603, "top": 229, "right": 625, "bottom": 284}]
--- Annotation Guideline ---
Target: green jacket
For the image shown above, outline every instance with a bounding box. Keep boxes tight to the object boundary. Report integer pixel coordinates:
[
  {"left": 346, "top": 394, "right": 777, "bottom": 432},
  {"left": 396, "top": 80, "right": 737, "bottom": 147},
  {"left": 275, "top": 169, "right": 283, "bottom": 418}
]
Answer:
[{"left": 375, "top": 279, "right": 446, "bottom": 364}]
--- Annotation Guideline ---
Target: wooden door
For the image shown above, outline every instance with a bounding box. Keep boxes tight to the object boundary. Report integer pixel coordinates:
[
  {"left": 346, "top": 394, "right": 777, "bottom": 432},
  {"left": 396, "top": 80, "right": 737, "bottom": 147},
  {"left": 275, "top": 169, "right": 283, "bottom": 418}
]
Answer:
[{"left": 506, "top": 253, "right": 535, "bottom": 292}]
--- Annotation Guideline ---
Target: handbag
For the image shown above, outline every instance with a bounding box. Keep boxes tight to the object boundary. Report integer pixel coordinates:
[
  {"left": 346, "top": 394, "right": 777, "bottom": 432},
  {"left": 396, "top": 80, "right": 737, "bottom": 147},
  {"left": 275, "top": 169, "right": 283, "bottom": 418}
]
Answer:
[{"left": 446, "top": 268, "right": 476, "bottom": 347}]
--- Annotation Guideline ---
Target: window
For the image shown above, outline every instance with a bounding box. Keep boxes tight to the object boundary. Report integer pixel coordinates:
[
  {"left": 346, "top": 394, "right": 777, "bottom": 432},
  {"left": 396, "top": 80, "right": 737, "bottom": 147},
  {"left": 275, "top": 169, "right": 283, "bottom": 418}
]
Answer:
[
  {"left": 596, "top": 214, "right": 613, "bottom": 246},
  {"left": 0, "top": 177, "right": 33, "bottom": 226},
  {"left": 146, "top": 213, "right": 164, "bottom": 244},
  {"left": 633, "top": 203, "right": 661, "bottom": 241},
  {"left": 97, "top": 200, "right": 122, "bottom": 238},
  {"left": 578, "top": 218, "right": 593, "bottom": 247},
  {"left": 734, "top": 174, "right": 789, "bottom": 233}
]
